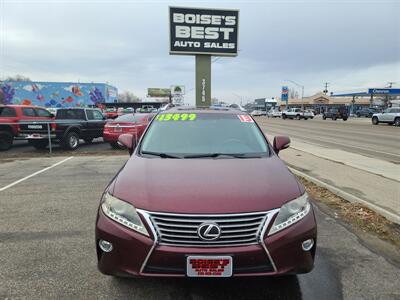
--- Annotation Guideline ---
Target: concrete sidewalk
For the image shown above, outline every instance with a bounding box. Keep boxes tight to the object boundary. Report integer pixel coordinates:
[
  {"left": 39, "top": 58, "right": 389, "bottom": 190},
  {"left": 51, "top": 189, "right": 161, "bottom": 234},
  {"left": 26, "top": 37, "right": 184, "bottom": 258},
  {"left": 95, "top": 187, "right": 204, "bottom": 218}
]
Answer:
[
  {"left": 289, "top": 139, "right": 400, "bottom": 182},
  {"left": 277, "top": 146, "right": 400, "bottom": 224}
]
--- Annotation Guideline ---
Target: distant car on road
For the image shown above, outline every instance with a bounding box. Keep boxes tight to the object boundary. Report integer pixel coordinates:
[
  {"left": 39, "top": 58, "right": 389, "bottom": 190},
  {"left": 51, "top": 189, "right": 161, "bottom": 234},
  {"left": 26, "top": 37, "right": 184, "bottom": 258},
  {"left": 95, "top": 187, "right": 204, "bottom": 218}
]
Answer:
[
  {"left": 0, "top": 105, "right": 54, "bottom": 151},
  {"left": 371, "top": 108, "right": 400, "bottom": 126},
  {"left": 103, "top": 113, "right": 154, "bottom": 149},
  {"left": 267, "top": 110, "right": 282, "bottom": 118},
  {"left": 322, "top": 108, "right": 348, "bottom": 121},
  {"left": 282, "top": 108, "right": 313, "bottom": 120},
  {"left": 250, "top": 110, "right": 265, "bottom": 116},
  {"left": 355, "top": 107, "right": 379, "bottom": 118}
]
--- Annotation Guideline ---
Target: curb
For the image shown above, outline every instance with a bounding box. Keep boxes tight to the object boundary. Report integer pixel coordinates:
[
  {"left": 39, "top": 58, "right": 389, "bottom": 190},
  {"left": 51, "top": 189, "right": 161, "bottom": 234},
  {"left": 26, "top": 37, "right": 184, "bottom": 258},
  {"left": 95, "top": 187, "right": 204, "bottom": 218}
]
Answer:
[{"left": 289, "top": 167, "right": 400, "bottom": 225}]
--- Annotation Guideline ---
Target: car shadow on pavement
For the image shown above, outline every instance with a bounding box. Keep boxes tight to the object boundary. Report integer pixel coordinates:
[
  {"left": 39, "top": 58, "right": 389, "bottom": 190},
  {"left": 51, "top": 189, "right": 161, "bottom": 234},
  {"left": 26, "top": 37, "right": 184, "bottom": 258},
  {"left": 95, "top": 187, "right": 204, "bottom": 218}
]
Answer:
[{"left": 111, "top": 275, "right": 303, "bottom": 300}]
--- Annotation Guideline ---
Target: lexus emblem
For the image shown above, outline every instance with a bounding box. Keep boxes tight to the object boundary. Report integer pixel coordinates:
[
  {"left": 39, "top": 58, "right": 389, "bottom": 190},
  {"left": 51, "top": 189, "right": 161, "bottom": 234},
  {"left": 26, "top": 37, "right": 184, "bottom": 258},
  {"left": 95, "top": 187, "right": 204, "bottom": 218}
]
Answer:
[{"left": 197, "top": 223, "right": 221, "bottom": 241}]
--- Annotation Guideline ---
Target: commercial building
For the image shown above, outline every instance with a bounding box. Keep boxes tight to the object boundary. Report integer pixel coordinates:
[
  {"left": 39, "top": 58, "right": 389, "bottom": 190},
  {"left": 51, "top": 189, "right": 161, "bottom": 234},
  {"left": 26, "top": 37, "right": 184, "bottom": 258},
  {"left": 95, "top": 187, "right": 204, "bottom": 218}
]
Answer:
[
  {"left": 0, "top": 81, "right": 118, "bottom": 107},
  {"left": 277, "top": 88, "right": 400, "bottom": 114}
]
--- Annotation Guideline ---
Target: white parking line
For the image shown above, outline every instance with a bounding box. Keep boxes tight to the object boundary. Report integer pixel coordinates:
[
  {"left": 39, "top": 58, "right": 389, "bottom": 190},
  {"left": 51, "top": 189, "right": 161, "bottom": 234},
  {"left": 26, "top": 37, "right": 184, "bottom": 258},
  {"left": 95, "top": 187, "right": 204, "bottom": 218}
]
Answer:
[{"left": 0, "top": 157, "right": 74, "bottom": 192}]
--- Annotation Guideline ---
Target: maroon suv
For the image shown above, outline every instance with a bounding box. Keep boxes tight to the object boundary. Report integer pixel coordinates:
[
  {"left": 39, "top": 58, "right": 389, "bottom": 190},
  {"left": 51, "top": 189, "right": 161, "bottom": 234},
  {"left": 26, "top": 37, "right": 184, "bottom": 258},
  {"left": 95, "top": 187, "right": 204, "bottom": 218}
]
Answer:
[{"left": 95, "top": 107, "right": 317, "bottom": 278}]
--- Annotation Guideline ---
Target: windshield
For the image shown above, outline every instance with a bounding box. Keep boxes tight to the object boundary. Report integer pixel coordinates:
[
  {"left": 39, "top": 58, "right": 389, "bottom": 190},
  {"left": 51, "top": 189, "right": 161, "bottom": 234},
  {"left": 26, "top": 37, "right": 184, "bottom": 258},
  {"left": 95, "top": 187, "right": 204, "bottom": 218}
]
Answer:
[{"left": 140, "top": 112, "right": 269, "bottom": 158}]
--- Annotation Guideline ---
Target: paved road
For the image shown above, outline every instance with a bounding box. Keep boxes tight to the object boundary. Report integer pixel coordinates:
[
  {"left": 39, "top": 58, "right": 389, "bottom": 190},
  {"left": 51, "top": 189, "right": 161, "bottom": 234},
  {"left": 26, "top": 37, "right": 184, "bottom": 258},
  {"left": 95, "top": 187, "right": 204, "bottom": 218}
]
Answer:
[
  {"left": 0, "top": 156, "right": 399, "bottom": 299},
  {"left": 256, "top": 117, "right": 400, "bottom": 164}
]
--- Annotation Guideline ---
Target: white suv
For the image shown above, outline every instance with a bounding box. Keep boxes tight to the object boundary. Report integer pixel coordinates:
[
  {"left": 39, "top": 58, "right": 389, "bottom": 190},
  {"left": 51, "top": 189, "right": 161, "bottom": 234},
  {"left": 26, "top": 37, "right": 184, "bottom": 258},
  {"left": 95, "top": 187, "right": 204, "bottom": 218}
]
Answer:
[{"left": 372, "top": 108, "right": 400, "bottom": 126}]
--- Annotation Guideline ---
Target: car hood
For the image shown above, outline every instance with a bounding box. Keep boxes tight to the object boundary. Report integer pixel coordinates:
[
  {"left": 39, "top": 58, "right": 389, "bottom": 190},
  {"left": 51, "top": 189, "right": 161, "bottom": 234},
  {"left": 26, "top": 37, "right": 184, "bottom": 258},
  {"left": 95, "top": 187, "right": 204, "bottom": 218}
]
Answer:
[{"left": 111, "top": 155, "right": 303, "bottom": 214}]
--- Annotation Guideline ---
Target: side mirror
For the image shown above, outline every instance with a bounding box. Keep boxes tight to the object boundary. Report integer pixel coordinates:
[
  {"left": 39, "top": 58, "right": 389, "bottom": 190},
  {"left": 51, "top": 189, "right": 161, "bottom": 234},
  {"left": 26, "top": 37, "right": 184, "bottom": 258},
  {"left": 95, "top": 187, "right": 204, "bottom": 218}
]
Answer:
[
  {"left": 273, "top": 136, "right": 290, "bottom": 154},
  {"left": 118, "top": 133, "right": 137, "bottom": 155}
]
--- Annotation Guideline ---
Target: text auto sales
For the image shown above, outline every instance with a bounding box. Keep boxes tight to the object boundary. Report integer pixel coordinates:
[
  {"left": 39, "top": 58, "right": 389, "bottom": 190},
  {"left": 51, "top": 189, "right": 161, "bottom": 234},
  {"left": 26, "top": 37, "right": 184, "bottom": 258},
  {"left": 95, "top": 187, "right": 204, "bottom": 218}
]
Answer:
[{"left": 172, "top": 13, "right": 237, "bottom": 50}]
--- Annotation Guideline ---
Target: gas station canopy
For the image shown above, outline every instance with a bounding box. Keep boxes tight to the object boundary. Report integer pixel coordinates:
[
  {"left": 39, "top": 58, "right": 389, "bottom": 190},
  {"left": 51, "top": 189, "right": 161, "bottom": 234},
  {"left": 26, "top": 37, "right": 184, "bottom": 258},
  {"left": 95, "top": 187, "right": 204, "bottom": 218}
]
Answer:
[{"left": 331, "top": 88, "right": 400, "bottom": 97}]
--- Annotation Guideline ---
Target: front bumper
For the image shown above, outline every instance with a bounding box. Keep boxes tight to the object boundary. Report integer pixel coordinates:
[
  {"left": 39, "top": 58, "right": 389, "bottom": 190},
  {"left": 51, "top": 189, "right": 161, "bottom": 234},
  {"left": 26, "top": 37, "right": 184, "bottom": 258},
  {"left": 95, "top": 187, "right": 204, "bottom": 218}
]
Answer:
[
  {"left": 95, "top": 208, "right": 317, "bottom": 277},
  {"left": 20, "top": 133, "right": 57, "bottom": 140}
]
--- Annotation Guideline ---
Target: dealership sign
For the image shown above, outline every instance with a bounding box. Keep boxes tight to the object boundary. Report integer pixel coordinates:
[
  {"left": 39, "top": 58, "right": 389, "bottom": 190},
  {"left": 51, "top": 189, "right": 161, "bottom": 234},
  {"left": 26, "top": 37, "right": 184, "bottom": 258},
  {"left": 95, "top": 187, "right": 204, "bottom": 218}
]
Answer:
[{"left": 169, "top": 7, "right": 239, "bottom": 56}]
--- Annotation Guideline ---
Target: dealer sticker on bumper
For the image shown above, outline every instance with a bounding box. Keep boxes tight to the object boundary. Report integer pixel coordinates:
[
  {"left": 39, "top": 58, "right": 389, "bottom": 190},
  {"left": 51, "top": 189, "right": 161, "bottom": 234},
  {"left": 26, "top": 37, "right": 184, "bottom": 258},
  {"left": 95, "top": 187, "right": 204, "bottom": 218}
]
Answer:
[{"left": 186, "top": 256, "right": 232, "bottom": 277}]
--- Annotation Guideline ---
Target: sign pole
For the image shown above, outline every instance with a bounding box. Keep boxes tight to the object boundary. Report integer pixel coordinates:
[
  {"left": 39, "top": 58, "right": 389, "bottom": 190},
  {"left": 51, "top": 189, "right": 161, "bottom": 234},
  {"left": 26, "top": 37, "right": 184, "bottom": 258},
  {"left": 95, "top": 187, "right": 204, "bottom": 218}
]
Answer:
[{"left": 195, "top": 55, "right": 211, "bottom": 107}]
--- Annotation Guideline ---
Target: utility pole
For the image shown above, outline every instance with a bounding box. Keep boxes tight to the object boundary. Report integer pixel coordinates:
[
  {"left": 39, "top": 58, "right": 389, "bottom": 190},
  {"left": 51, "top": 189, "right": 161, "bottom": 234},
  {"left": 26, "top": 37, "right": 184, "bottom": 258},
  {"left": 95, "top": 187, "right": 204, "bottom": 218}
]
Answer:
[
  {"left": 285, "top": 79, "right": 305, "bottom": 110},
  {"left": 323, "top": 82, "right": 329, "bottom": 94}
]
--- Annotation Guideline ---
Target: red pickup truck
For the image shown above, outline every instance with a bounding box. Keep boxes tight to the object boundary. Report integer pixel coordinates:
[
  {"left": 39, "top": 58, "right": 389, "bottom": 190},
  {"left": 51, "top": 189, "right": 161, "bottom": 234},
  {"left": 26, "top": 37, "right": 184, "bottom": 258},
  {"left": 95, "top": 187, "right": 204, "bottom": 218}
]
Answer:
[{"left": 0, "top": 105, "right": 54, "bottom": 151}]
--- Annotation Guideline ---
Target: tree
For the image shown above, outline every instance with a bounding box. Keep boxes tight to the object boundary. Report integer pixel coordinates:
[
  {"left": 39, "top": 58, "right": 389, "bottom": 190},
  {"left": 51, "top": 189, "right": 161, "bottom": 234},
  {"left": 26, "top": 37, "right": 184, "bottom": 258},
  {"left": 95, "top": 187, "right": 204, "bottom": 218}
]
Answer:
[
  {"left": 4, "top": 75, "right": 32, "bottom": 82},
  {"left": 118, "top": 91, "right": 140, "bottom": 103}
]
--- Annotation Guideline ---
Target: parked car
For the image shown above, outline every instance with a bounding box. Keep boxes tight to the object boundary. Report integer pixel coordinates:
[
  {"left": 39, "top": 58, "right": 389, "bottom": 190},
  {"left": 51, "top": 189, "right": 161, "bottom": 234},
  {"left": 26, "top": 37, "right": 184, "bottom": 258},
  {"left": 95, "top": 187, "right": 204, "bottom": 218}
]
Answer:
[
  {"left": 322, "top": 108, "right": 348, "bottom": 121},
  {"left": 371, "top": 108, "right": 400, "bottom": 126},
  {"left": 0, "top": 105, "right": 54, "bottom": 151},
  {"left": 103, "top": 113, "right": 155, "bottom": 149},
  {"left": 282, "top": 108, "right": 314, "bottom": 120},
  {"left": 137, "top": 106, "right": 156, "bottom": 113},
  {"left": 104, "top": 108, "right": 119, "bottom": 119},
  {"left": 95, "top": 107, "right": 317, "bottom": 278},
  {"left": 267, "top": 110, "right": 282, "bottom": 118},
  {"left": 19, "top": 107, "right": 106, "bottom": 150},
  {"left": 355, "top": 107, "right": 379, "bottom": 118}
]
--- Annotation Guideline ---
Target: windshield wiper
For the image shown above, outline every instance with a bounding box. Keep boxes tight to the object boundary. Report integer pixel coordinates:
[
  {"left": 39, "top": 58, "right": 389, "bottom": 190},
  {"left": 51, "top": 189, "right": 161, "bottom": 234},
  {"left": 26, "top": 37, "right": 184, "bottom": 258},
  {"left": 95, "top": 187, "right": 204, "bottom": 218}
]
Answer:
[
  {"left": 183, "top": 153, "right": 262, "bottom": 159},
  {"left": 141, "top": 150, "right": 182, "bottom": 159}
]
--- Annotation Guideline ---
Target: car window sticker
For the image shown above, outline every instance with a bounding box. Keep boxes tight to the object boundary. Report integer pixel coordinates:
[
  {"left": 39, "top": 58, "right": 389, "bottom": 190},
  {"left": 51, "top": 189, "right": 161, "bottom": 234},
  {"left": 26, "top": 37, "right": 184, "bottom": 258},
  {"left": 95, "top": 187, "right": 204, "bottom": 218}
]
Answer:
[
  {"left": 156, "top": 113, "right": 197, "bottom": 121},
  {"left": 237, "top": 115, "right": 254, "bottom": 123}
]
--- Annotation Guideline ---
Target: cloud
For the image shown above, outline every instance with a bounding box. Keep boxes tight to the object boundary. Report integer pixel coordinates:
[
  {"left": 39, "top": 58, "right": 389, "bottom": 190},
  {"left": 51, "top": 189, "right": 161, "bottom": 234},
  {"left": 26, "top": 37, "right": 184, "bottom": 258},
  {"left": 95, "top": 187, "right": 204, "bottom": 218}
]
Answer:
[{"left": 1, "top": 0, "right": 399, "bottom": 105}]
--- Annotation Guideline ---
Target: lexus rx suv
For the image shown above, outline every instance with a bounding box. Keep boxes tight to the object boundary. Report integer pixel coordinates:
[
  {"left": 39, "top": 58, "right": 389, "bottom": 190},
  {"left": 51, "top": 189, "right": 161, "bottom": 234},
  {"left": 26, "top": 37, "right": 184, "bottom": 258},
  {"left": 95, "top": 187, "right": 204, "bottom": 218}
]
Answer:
[{"left": 95, "top": 107, "right": 317, "bottom": 278}]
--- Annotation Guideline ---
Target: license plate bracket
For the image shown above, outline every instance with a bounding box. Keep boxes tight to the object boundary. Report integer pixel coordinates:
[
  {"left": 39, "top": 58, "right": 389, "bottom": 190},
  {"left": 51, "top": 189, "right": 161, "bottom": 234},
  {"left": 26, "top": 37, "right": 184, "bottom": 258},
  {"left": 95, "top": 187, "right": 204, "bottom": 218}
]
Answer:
[{"left": 186, "top": 255, "right": 233, "bottom": 277}]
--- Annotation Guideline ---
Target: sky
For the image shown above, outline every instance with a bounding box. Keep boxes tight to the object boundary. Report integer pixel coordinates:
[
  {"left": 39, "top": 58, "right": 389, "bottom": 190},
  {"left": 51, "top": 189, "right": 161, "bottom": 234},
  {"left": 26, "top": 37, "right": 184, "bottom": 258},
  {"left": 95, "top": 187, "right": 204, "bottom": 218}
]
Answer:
[{"left": 1, "top": 0, "right": 399, "bottom": 104}]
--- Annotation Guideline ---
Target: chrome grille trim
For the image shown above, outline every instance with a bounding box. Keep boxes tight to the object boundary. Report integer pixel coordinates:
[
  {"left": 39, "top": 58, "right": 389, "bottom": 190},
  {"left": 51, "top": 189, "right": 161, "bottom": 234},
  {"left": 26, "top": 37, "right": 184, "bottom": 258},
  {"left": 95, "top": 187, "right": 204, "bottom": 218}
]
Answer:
[{"left": 142, "top": 210, "right": 278, "bottom": 247}]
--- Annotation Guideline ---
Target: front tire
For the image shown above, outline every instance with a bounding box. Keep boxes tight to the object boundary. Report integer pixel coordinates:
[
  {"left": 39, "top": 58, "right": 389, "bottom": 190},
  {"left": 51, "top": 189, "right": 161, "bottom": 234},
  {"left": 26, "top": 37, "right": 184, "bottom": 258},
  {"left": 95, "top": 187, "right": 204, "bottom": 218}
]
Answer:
[
  {"left": 282, "top": 114, "right": 287, "bottom": 120},
  {"left": 322, "top": 115, "right": 326, "bottom": 120},
  {"left": 0, "top": 131, "right": 13, "bottom": 151},
  {"left": 332, "top": 116, "right": 337, "bottom": 121},
  {"left": 372, "top": 117, "right": 379, "bottom": 125},
  {"left": 394, "top": 118, "right": 400, "bottom": 127},
  {"left": 63, "top": 132, "right": 80, "bottom": 150}
]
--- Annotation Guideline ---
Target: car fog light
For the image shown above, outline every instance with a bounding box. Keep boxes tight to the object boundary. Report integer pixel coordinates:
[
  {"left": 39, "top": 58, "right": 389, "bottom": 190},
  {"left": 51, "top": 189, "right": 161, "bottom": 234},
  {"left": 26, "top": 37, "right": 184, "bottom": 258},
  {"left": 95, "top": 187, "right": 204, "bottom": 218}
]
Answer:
[
  {"left": 99, "top": 240, "right": 113, "bottom": 252},
  {"left": 302, "top": 239, "right": 314, "bottom": 251}
]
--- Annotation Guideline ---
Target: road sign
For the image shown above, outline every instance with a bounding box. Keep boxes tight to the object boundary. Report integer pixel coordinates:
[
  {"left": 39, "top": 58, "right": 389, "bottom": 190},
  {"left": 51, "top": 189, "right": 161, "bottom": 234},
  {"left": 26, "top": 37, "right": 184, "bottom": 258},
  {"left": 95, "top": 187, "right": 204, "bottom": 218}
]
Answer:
[
  {"left": 281, "top": 86, "right": 289, "bottom": 101},
  {"left": 147, "top": 88, "right": 170, "bottom": 98}
]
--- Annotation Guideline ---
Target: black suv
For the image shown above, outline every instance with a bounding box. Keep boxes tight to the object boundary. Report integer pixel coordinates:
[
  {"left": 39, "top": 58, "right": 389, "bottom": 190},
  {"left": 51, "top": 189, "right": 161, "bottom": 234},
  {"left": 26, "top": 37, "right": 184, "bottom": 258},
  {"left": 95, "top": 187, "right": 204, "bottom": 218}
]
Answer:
[
  {"left": 355, "top": 107, "right": 379, "bottom": 118},
  {"left": 322, "top": 108, "right": 348, "bottom": 121},
  {"left": 20, "top": 108, "right": 106, "bottom": 150}
]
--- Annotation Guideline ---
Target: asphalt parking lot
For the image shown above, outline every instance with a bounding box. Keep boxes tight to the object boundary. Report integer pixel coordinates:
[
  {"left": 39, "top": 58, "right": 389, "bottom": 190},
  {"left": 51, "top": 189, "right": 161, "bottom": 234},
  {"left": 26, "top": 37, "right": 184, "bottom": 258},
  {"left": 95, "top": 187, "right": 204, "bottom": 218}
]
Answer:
[{"left": 0, "top": 155, "right": 399, "bottom": 299}]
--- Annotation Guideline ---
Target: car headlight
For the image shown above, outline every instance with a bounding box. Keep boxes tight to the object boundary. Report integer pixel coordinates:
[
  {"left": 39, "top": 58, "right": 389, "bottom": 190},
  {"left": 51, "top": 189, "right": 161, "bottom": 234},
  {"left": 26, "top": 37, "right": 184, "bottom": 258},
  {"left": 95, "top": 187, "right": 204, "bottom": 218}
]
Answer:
[
  {"left": 268, "top": 193, "right": 311, "bottom": 236},
  {"left": 101, "top": 192, "right": 149, "bottom": 236}
]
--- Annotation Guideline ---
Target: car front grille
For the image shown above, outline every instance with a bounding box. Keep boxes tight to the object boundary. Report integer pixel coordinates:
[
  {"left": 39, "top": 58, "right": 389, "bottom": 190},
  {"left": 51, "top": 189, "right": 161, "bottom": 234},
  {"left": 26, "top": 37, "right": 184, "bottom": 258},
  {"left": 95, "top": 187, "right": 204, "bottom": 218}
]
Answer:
[{"left": 147, "top": 211, "right": 271, "bottom": 247}]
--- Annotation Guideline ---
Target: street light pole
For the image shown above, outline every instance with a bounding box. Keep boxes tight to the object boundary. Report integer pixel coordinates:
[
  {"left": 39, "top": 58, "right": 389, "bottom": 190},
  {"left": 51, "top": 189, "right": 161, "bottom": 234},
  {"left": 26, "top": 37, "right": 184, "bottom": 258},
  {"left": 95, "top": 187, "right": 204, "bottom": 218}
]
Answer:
[{"left": 285, "top": 79, "right": 305, "bottom": 110}]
